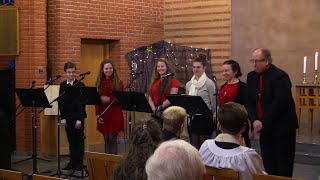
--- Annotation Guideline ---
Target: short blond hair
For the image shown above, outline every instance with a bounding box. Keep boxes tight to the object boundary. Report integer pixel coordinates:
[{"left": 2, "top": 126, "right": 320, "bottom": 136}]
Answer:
[
  {"left": 146, "top": 140, "right": 205, "bottom": 180},
  {"left": 163, "top": 106, "right": 186, "bottom": 133}
]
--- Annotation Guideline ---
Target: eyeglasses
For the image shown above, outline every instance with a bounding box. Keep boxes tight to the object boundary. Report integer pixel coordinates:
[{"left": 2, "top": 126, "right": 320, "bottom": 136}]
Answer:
[{"left": 250, "top": 59, "right": 265, "bottom": 64}]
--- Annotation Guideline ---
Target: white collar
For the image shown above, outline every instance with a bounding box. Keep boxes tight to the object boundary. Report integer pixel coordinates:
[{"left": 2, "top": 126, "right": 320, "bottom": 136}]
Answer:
[
  {"left": 67, "top": 78, "right": 75, "bottom": 85},
  {"left": 215, "top": 133, "right": 241, "bottom": 145}
]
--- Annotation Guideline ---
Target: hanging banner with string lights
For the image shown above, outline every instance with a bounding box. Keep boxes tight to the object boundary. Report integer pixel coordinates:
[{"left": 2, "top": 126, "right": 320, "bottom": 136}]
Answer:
[{"left": 126, "top": 40, "right": 213, "bottom": 93}]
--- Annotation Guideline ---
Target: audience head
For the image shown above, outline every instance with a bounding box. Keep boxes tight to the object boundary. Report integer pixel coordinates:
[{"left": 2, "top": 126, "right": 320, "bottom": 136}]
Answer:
[
  {"left": 192, "top": 53, "right": 208, "bottom": 78},
  {"left": 113, "top": 119, "right": 163, "bottom": 180},
  {"left": 163, "top": 106, "right": 186, "bottom": 135},
  {"left": 96, "top": 59, "right": 121, "bottom": 92},
  {"left": 217, "top": 102, "right": 247, "bottom": 135},
  {"left": 251, "top": 48, "right": 272, "bottom": 73},
  {"left": 146, "top": 139, "right": 205, "bottom": 180},
  {"left": 222, "top": 60, "right": 242, "bottom": 81}
]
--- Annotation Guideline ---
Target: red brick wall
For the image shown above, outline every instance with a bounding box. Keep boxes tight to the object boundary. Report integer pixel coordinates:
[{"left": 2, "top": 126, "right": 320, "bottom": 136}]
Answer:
[
  {"left": 14, "top": 0, "right": 47, "bottom": 151},
  {"left": 48, "top": 0, "right": 164, "bottom": 84},
  {"left": 15, "top": 0, "right": 164, "bottom": 152}
]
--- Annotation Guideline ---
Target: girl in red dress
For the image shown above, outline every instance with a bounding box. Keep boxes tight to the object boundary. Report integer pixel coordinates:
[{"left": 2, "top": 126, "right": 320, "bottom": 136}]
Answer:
[
  {"left": 147, "top": 58, "right": 179, "bottom": 125},
  {"left": 95, "top": 60, "right": 124, "bottom": 154},
  {"left": 219, "top": 60, "right": 251, "bottom": 147}
]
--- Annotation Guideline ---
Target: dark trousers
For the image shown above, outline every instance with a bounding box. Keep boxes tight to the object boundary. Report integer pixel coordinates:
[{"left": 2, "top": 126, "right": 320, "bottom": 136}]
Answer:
[
  {"left": 65, "top": 119, "right": 85, "bottom": 167},
  {"left": 243, "top": 121, "right": 251, "bottom": 148},
  {"left": 260, "top": 129, "right": 296, "bottom": 177}
]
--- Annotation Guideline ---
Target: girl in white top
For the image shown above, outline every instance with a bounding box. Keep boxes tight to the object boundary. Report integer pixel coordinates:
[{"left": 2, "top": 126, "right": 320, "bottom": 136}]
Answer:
[
  {"left": 199, "top": 102, "right": 265, "bottom": 180},
  {"left": 186, "top": 53, "right": 216, "bottom": 150}
]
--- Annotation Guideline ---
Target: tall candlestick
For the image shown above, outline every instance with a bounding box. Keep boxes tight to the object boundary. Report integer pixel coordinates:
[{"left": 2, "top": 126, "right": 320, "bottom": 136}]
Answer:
[
  {"left": 315, "top": 52, "right": 318, "bottom": 71},
  {"left": 303, "top": 56, "right": 307, "bottom": 74}
]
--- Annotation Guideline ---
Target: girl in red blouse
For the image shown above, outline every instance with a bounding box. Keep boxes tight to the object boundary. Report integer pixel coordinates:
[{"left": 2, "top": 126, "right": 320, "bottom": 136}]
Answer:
[
  {"left": 219, "top": 60, "right": 251, "bottom": 147},
  {"left": 147, "top": 58, "right": 179, "bottom": 125},
  {"left": 95, "top": 60, "right": 124, "bottom": 154}
]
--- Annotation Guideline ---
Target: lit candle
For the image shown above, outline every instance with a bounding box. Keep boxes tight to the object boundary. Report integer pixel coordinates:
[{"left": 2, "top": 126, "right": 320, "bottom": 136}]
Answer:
[
  {"left": 315, "top": 52, "right": 318, "bottom": 71},
  {"left": 303, "top": 56, "right": 307, "bottom": 74}
]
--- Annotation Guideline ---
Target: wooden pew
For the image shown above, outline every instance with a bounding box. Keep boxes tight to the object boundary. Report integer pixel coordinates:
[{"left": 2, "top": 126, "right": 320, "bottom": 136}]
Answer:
[
  {"left": 0, "top": 169, "right": 23, "bottom": 180},
  {"left": 203, "top": 166, "right": 239, "bottom": 180},
  {"left": 85, "top": 151, "right": 122, "bottom": 180},
  {"left": 32, "top": 174, "right": 63, "bottom": 180}
]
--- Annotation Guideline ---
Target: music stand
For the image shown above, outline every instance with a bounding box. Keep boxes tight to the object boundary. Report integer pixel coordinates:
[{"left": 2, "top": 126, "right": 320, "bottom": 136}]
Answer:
[
  {"left": 15, "top": 88, "right": 52, "bottom": 174},
  {"left": 114, "top": 91, "right": 152, "bottom": 135},
  {"left": 62, "top": 86, "right": 101, "bottom": 178},
  {"left": 167, "top": 94, "right": 213, "bottom": 138},
  {"left": 167, "top": 94, "right": 211, "bottom": 116}
]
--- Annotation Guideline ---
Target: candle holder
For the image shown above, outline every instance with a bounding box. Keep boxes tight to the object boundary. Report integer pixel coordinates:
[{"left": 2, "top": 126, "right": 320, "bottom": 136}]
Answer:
[
  {"left": 314, "top": 70, "right": 319, "bottom": 84},
  {"left": 302, "top": 73, "right": 307, "bottom": 84}
]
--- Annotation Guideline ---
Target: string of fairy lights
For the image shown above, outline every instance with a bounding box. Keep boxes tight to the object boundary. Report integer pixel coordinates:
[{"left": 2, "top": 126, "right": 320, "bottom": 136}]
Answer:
[
  {"left": 127, "top": 40, "right": 212, "bottom": 92},
  {"left": 131, "top": 42, "right": 210, "bottom": 70}
]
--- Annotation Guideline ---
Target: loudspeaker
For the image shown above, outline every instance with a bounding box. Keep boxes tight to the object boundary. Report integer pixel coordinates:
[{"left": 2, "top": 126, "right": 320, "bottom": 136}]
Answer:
[{"left": 0, "top": 6, "right": 19, "bottom": 55}]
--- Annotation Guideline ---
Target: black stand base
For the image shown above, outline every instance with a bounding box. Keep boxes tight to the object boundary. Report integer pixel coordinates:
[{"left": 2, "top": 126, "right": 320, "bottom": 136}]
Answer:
[{"left": 13, "top": 157, "right": 50, "bottom": 164}]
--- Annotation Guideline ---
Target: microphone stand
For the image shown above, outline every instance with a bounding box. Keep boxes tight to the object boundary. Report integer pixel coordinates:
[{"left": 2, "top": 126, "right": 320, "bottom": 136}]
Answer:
[{"left": 212, "top": 76, "right": 219, "bottom": 136}]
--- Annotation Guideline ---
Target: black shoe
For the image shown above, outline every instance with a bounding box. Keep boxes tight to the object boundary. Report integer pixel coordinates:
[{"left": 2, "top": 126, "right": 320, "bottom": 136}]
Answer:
[
  {"left": 73, "top": 164, "right": 84, "bottom": 171},
  {"left": 61, "top": 163, "right": 73, "bottom": 171}
]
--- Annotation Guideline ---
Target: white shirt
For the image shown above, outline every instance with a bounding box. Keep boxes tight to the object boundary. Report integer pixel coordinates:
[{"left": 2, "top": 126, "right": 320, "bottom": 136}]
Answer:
[{"left": 199, "top": 139, "right": 265, "bottom": 180}]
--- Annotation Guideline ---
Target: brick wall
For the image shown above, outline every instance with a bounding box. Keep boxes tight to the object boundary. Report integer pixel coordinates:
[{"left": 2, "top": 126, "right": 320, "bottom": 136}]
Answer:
[
  {"left": 14, "top": 0, "right": 47, "bottom": 151},
  {"left": 164, "top": 0, "right": 231, "bottom": 85},
  {"left": 14, "top": 0, "right": 164, "bottom": 152},
  {"left": 48, "top": 0, "right": 164, "bottom": 84}
]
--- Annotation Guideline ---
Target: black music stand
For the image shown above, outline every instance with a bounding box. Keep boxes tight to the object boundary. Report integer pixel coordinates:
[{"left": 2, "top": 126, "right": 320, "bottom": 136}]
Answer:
[
  {"left": 167, "top": 94, "right": 211, "bottom": 116},
  {"left": 64, "top": 86, "right": 101, "bottom": 106},
  {"left": 62, "top": 86, "right": 101, "bottom": 178},
  {"left": 114, "top": 91, "right": 152, "bottom": 135},
  {"left": 15, "top": 88, "right": 52, "bottom": 174},
  {"left": 167, "top": 94, "right": 213, "bottom": 137}
]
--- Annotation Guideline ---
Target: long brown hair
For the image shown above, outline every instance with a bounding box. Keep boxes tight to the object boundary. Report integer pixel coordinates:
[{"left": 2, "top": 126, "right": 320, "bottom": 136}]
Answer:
[
  {"left": 95, "top": 59, "right": 121, "bottom": 93},
  {"left": 112, "top": 119, "right": 163, "bottom": 180},
  {"left": 147, "top": 58, "right": 174, "bottom": 96}
]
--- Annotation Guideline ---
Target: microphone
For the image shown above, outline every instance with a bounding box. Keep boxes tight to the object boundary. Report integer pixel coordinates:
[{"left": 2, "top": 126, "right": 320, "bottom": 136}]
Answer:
[
  {"left": 161, "top": 72, "right": 174, "bottom": 78},
  {"left": 45, "top": 75, "right": 61, "bottom": 85},
  {"left": 212, "top": 75, "right": 217, "bottom": 82},
  {"left": 79, "top": 71, "right": 91, "bottom": 76},
  {"left": 131, "top": 62, "right": 138, "bottom": 74},
  {"left": 30, "top": 81, "right": 36, "bottom": 89},
  {"left": 131, "top": 71, "right": 143, "bottom": 75}
]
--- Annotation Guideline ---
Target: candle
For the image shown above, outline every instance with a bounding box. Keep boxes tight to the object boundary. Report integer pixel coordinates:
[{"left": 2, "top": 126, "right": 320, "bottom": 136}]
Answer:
[
  {"left": 303, "top": 56, "right": 307, "bottom": 74},
  {"left": 315, "top": 52, "right": 318, "bottom": 71}
]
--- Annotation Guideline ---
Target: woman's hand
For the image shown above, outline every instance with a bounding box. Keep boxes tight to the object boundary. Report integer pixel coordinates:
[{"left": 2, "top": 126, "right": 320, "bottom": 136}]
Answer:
[
  {"left": 96, "top": 115, "right": 104, "bottom": 124},
  {"left": 101, "top": 96, "right": 110, "bottom": 103}
]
